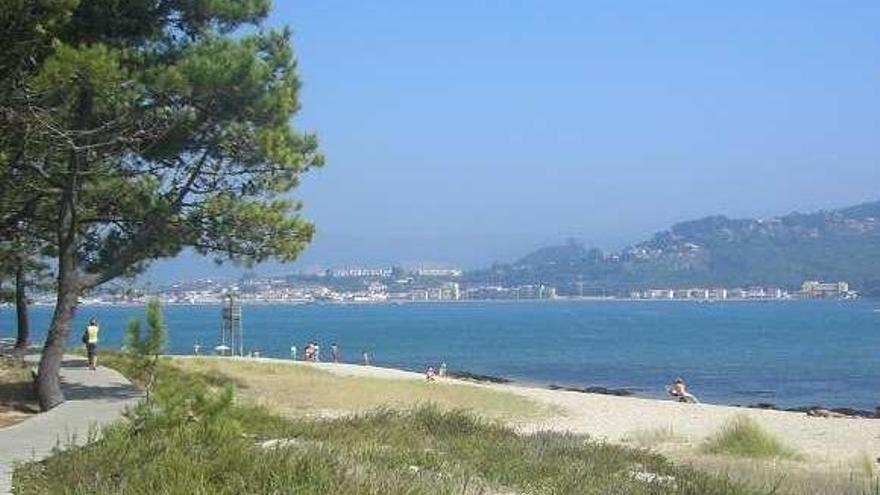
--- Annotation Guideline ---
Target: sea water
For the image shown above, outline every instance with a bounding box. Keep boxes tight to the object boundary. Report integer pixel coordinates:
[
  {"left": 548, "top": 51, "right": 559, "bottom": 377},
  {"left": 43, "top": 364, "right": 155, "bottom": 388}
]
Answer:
[{"left": 3, "top": 300, "right": 878, "bottom": 409}]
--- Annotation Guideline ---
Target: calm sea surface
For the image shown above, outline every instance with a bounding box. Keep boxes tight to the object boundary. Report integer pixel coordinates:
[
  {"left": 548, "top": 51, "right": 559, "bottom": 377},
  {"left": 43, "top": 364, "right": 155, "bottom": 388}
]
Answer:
[{"left": 3, "top": 300, "right": 878, "bottom": 409}]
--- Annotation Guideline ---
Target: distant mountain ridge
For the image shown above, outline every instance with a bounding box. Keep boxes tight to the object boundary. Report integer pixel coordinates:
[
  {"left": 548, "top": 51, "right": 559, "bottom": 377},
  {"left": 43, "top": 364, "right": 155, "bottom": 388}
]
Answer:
[{"left": 468, "top": 200, "right": 880, "bottom": 296}]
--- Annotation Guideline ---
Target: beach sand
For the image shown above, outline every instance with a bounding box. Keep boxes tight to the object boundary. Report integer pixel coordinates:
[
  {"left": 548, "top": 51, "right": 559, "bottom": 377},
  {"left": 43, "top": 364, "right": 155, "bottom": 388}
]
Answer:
[{"left": 293, "top": 359, "right": 880, "bottom": 467}]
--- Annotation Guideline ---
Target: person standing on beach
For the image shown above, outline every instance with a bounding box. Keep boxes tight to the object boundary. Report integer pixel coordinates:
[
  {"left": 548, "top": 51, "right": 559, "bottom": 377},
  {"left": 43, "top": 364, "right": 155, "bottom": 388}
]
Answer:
[
  {"left": 313, "top": 341, "right": 321, "bottom": 362},
  {"left": 331, "top": 342, "right": 340, "bottom": 363},
  {"left": 290, "top": 340, "right": 297, "bottom": 361},
  {"left": 83, "top": 318, "right": 100, "bottom": 370},
  {"left": 362, "top": 349, "right": 371, "bottom": 366}
]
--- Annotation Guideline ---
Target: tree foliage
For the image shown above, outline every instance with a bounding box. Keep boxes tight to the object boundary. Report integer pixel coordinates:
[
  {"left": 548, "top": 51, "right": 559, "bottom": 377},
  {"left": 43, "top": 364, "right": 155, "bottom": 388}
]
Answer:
[
  {"left": 124, "top": 299, "right": 167, "bottom": 399},
  {"left": 0, "top": 0, "right": 322, "bottom": 409}
]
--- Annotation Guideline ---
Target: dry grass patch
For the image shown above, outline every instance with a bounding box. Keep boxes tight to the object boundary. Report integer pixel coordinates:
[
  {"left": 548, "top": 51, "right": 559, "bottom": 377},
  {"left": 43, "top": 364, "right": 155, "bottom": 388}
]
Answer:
[
  {"left": 681, "top": 454, "right": 880, "bottom": 495},
  {"left": 623, "top": 425, "right": 688, "bottom": 449},
  {"left": 0, "top": 356, "right": 39, "bottom": 428},
  {"left": 172, "top": 357, "right": 546, "bottom": 420}
]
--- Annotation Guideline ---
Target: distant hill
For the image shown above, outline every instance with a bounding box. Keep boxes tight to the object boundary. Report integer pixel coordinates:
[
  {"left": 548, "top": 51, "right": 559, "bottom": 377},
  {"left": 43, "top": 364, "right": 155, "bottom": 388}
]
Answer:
[{"left": 467, "top": 200, "right": 880, "bottom": 296}]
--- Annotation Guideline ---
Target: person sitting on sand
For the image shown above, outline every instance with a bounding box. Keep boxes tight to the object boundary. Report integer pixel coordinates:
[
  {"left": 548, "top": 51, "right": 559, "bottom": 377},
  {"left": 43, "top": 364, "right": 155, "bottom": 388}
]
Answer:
[
  {"left": 807, "top": 407, "right": 852, "bottom": 419},
  {"left": 666, "top": 377, "right": 699, "bottom": 403},
  {"left": 425, "top": 366, "right": 437, "bottom": 382}
]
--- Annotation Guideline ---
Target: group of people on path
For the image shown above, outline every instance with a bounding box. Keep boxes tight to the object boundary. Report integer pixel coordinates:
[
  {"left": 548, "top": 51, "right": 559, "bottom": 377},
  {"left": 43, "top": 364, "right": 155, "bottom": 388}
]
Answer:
[
  {"left": 425, "top": 362, "right": 447, "bottom": 381},
  {"left": 290, "top": 340, "right": 343, "bottom": 363}
]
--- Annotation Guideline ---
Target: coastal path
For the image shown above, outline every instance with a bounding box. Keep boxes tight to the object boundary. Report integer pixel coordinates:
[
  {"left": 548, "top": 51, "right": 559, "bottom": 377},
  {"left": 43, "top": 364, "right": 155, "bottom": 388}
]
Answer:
[{"left": 0, "top": 355, "right": 141, "bottom": 494}]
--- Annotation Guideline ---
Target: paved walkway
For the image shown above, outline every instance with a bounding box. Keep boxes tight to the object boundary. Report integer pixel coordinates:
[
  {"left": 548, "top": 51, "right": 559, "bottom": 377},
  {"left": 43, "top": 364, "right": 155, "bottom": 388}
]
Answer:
[{"left": 0, "top": 355, "right": 141, "bottom": 494}]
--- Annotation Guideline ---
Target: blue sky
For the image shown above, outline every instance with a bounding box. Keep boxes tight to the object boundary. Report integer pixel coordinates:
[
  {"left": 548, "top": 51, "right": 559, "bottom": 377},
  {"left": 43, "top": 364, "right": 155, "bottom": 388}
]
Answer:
[{"left": 147, "top": 1, "right": 880, "bottom": 282}]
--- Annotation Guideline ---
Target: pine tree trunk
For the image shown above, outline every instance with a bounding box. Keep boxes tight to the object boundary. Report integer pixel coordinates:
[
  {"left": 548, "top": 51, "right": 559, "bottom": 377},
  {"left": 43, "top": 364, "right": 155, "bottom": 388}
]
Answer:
[
  {"left": 36, "top": 256, "right": 78, "bottom": 410},
  {"left": 14, "top": 263, "right": 29, "bottom": 354},
  {"left": 36, "top": 167, "right": 79, "bottom": 411}
]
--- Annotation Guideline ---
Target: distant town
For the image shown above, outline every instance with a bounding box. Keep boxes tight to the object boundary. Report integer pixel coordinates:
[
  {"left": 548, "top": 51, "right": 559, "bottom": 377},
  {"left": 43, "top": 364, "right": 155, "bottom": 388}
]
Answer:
[{"left": 21, "top": 265, "right": 858, "bottom": 306}]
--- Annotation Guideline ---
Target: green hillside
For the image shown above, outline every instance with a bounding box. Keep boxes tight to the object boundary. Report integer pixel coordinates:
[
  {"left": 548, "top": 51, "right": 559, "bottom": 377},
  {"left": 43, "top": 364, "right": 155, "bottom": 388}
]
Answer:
[{"left": 468, "top": 201, "right": 880, "bottom": 296}]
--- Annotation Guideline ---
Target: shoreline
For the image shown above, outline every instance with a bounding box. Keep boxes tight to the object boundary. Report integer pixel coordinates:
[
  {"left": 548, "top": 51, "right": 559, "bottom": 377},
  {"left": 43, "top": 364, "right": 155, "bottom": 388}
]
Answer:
[
  {"left": 18, "top": 295, "right": 875, "bottom": 309},
  {"left": 174, "top": 355, "right": 880, "bottom": 466},
  {"left": 173, "top": 354, "right": 879, "bottom": 419}
]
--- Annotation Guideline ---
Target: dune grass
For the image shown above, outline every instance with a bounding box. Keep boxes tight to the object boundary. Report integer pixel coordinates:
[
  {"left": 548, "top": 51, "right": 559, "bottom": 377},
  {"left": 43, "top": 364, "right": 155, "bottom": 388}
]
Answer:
[
  {"left": 623, "top": 424, "right": 688, "bottom": 449},
  {"left": 0, "top": 356, "right": 38, "bottom": 428},
  {"left": 682, "top": 454, "right": 880, "bottom": 495},
  {"left": 172, "top": 357, "right": 546, "bottom": 420},
  {"left": 701, "top": 415, "right": 801, "bottom": 460},
  {"left": 13, "top": 352, "right": 755, "bottom": 494}
]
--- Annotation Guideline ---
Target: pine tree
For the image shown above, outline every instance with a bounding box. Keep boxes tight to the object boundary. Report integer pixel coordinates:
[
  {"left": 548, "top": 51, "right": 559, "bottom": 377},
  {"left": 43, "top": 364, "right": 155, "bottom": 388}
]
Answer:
[{"left": 1, "top": 1, "right": 322, "bottom": 409}]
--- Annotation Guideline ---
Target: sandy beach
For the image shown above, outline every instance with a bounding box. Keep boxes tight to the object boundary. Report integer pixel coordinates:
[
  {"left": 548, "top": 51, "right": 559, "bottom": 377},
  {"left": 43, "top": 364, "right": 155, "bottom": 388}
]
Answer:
[{"left": 264, "top": 359, "right": 880, "bottom": 467}]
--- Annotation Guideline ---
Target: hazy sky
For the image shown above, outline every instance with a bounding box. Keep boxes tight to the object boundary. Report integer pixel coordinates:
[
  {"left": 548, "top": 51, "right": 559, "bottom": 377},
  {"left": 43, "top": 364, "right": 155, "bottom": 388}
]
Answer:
[{"left": 147, "top": 1, "right": 880, "bottom": 283}]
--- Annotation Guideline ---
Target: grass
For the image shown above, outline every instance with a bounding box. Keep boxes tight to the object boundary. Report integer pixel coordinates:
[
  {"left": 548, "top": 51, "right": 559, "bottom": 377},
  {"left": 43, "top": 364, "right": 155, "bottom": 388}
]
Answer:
[
  {"left": 851, "top": 453, "right": 878, "bottom": 479},
  {"left": 623, "top": 425, "right": 688, "bottom": 449},
  {"left": 628, "top": 418, "right": 879, "bottom": 494},
  {"left": 173, "top": 357, "right": 546, "bottom": 421},
  {"left": 13, "top": 351, "right": 755, "bottom": 494},
  {"left": 701, "top": 415, "right": 801, "bottom": 460},
  {"left": 683, "top": 455, "right": 880, "bottom": 495},
  {"left": 0, "top": 356, "right": 38, "bottom": 428}
]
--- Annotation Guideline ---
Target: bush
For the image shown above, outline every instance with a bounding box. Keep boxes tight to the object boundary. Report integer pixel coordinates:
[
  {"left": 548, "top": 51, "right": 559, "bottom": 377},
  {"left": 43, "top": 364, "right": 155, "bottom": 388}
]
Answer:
[
  {"left": 122, "top": 299, "right": 166, "bottom": 397},
  {"left": 701, "top": 415, "right": 801, "bottom": 460}
]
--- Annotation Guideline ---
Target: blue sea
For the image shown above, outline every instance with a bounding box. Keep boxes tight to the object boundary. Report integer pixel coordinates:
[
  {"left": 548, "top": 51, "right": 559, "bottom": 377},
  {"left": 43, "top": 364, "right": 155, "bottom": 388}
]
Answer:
[{"left": 3, "top": 300, "right": 878, "bottom": 409}]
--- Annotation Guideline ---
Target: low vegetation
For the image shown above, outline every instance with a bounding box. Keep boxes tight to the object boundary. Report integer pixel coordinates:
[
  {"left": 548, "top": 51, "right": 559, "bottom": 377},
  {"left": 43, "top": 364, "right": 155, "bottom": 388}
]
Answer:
[
  {"left": 623, "top": 425, "right": 687, "bottom": 449},
  {"left": 0, "top": 356, "right": 38, "bottom": 428},
  {"left": 14, "top": 352, "right": 756, "bottom": 494},
  {"left": 173, "top": 357, "right": 545, "bottom": 421},
  {"left": 683, "top": 455, "right": 880, "bottom": 495},
  {"left": 701, "top": 415, "right": 800, "bottom": 460}
]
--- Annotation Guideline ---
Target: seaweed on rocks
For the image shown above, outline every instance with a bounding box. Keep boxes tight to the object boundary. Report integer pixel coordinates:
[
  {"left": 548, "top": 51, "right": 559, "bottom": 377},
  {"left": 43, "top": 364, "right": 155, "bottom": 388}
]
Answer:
[
  {"left": 447, "top": 370, "right": 512, "bottom": 384},
  {"left": 548, "top": 384, "right": 633, "bottom": 397}
]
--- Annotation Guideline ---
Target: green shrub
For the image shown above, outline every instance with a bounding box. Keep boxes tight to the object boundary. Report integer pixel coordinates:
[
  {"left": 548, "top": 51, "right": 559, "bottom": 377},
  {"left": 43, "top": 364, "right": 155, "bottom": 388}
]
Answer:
[
  {"left": 122, "top": 299, "right": 166, "bottom": 398},
  {"left": 701, "top": 415, "right": 801, "bottom": 460}
]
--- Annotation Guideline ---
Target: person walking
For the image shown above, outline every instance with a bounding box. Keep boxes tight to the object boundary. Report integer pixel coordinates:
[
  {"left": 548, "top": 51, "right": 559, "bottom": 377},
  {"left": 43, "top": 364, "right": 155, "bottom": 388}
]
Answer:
[{"left": 83, "top": 317, "right": 100, "bottom": 370}]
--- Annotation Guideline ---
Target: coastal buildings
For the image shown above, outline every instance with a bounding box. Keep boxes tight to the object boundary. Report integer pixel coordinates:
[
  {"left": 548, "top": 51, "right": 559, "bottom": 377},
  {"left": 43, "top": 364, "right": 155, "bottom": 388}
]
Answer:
[
  {"left": 800, "top": 281, "right": 858, "bottom": 299},
  {"left": 22, "top": 267, "right": 857, "bottom": 307},
  {"left": 325, "top": 268, "right": 394, "bottom": 278},
  {"left": 631, "top": 286, "right": 791, "bottom": 301},
  {"left": 416, "top": 268, "right": 463, "bottom": 278},
  {"left": 630, "top": 280, "right": 857, "bottom": 301}
]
